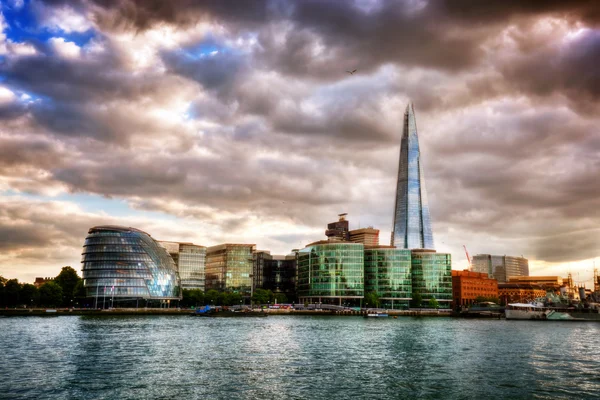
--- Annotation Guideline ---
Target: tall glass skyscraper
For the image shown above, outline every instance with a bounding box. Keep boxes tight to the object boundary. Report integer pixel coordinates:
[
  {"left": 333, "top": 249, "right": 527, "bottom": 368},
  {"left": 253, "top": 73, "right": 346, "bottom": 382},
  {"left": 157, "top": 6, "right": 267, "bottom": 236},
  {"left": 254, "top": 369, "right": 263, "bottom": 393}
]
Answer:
[{"left": 391, "top": 103, "right": 435, "bottom": 250}]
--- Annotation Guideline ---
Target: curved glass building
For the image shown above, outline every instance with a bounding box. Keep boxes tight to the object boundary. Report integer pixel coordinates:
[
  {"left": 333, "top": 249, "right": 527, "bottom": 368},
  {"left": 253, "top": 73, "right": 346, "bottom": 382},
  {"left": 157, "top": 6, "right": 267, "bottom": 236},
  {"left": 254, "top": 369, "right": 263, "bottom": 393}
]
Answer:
[
  {"left": 297, "top": 241, "right": 364, "bottom": 306},
  {"left": 364, "top": 247, "right": 412, "bottom": 309},
  {"left": 82, "top": 226, "right": 181, "bottom": 302}
]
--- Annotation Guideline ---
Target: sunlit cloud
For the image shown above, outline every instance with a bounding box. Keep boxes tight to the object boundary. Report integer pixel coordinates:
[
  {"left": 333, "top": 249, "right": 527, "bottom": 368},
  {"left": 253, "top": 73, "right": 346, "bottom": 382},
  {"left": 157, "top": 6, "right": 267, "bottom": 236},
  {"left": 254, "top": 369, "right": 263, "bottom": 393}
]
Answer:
[{"left": 0, "top": 0, "right": 598, "bottom": 288}]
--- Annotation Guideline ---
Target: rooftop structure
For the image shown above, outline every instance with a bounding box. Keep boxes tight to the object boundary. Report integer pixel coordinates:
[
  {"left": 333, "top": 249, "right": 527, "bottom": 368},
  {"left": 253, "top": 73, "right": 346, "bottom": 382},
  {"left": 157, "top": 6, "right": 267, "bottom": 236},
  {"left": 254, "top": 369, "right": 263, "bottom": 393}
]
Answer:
[
  {"left": 326, "top": 213, "right": 350, "bottom": 242},
  {"left": 349, "top": 227, "right": 380, "bottom": 247}
]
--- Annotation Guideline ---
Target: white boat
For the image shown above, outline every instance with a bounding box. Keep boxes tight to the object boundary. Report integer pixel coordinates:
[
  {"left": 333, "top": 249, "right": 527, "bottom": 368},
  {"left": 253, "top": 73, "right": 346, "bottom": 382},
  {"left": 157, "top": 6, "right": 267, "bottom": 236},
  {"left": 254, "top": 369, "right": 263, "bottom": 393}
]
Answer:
[
  {"left": 505, "top": 303, "right": 588, "bottom": 321},
  {"left": 365, "top": 312, "right": 389, "bottom": 318},
  {"left": 505, "top": 303, "right": 547, "bottom": 320}
]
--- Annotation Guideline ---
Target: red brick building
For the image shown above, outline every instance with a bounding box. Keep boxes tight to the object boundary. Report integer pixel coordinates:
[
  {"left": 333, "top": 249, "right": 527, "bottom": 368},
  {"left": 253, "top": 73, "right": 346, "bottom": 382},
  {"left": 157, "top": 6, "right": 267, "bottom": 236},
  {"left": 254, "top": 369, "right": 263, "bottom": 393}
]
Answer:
[{"left": 452, "top": 270, "right": 498, "bottom": 308}]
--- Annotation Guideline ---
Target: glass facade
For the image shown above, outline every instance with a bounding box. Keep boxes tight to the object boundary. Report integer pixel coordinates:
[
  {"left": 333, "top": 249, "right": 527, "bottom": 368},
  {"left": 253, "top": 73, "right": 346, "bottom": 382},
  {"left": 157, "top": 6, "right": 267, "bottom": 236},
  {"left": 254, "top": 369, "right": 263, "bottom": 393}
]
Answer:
[
  {"left": 205, "top": 244, "right": 255, "bottom": 293},
  {"left": 263, "top": 256, "right": 297, "bottom": 300},
  {"left": 392, "top": 103, "right": 435, "bottom": 250},
  {"left": 159, "top": 241, "right": 206, "bottom": 290},
  {"left": 297, "top": 242, "right": 364, "bottom": 305},
  {"left": 365, "top": 248, "right": 412, "bottom": 309},
  {"left": 81, "top": 226, "right": 181, "bottom": 300},
  {"left": 472, "top": 254, "right": 529, "bottom": 283},
  {"left": 410, "top": 250, "right": 452, "bottom": 308},
  {"left": 179, "top": 244, "right": 206, "bottom": 290}
]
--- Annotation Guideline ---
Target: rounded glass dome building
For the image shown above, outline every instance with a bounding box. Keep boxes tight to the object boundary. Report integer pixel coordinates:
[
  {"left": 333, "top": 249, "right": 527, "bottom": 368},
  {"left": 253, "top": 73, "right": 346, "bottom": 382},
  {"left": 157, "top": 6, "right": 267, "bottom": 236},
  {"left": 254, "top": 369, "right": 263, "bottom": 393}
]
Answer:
[{"left": 82, "top": 226, "right": 181, "bottom": 305}]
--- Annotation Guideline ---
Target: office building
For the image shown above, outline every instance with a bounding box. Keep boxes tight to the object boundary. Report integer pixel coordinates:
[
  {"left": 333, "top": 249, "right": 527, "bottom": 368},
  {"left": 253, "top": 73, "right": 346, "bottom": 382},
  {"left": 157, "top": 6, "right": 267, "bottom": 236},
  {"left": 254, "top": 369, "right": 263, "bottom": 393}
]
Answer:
[
  {"left": 472, "top": 254, "right": 529, "bottom": 283},
  {"left": 297, "top": 241, "right": 364, "bottom": 306},
  {"left": 391, "top": 103, "right": 435, "bottom": 250},
  {"left": 349, "top": 228, "right": 380, "bottom": 246},
  {"left": 205, "top": 244, "right": 255, "bottom": 293},
  {"left": 410, "top": 249, "right": 452, "bottom": 308},
  {"left": 498, "top": 283, "right": 546, "bottom": 304},
  {"left": 452, "top": 270, "right": 498, "bottom": 308},
  {"left": 508, "top": 276, "right": 563, "bottom": 290},
  {"left": 325, "top": 213, "right": 350, "bottom": 241},
  {"left": 364, "top": 246, "right": 412, "bottom": 309},
  {"left": 253, "top": 250, "right": 297, "bottom": 300},
  {"left": 159, "top": 241, "right": 206, "bottom": 290},
  {"left": 252, "top": 250, "right": 272, "bottom": 291},
  {"left": 81, "top": 225, "right": 181, "bottom": 302},
  {"left": 263, "top": 255, "right": 297, "bottom": 301}
]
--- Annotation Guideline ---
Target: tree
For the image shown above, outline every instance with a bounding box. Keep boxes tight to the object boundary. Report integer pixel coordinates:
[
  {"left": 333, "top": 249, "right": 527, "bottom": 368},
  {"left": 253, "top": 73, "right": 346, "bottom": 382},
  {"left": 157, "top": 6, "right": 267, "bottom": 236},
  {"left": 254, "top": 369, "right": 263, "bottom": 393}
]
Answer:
[
  {"left": 39, "top": 282, "right": 63, "bottom": 307},
  {"left": 364, "top": 291, "right": 380, "bottom": 308},
  {"left": 4, "top": 279, "right": 21, "bottom": 307},
  {"left": 181, "top": 289, "right": 205, "bottom": 308},
  {"left": 223, "top": 292, "right": 242, "bottom": 306},
  {"left": 205, "top": 289, "right": 221, "bottom": 306},
  {"left": 73, "top": 280, "right": 87, "bottom": 305},
  {"left": 0, "top": 277, "right": 5, "bottom": 307},
  {"left": 410, "top": 292, "right": 423, "bottom": 308},
  {"left": 274, "top": 293, "right": 288, "bottom": 304},
  {"left": 428, "top": 296, "right": 439, "bottom": 309},
  {"left": 54, "top": 266, "right": 81, "bottom": 307},
  {"left": 20, "top": 284, "right": 39, "bottom": 307},
  {"left": 251, "top": 288, "right": 271, "bottom": 305}
]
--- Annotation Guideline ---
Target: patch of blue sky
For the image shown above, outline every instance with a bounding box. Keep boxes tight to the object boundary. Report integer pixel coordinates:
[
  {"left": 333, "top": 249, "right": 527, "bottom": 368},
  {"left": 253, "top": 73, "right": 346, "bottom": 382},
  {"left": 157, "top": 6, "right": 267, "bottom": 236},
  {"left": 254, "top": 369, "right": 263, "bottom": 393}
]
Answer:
[
  {"left": 1, "top": 190, "right": 178, "bottom": 221},
  {"left": 181, "top": 37, "right": 228, "bottom": 60},
  {"left": 53, "top": 193, "right": 180, "bottom": 221},
  {"left": 1, "top": 1, "right": 96, "bottom": 47}
]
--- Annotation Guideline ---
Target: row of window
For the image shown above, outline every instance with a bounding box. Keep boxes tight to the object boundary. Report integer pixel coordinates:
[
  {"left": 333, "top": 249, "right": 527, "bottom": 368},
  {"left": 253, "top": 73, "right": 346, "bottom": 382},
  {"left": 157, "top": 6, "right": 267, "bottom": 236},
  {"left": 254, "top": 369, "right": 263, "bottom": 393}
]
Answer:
[{"left": 82, "top": 253, "right": 154, "bottom": 262}]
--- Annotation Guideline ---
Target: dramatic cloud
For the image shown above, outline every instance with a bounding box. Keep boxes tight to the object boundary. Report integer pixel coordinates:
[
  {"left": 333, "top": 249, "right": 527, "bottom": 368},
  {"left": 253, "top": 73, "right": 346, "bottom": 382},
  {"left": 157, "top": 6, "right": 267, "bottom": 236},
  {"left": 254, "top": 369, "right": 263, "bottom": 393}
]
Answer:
[{"left": 0, "top": 0, "right": 599, "bottom": 286}]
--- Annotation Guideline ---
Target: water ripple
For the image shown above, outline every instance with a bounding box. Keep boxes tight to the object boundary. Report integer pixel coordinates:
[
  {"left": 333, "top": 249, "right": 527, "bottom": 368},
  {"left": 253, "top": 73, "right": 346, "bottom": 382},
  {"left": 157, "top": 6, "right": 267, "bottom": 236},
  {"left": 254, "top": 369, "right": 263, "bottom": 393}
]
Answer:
[{"left": 0, "top": 316, "right": 599, "bottom": 399}]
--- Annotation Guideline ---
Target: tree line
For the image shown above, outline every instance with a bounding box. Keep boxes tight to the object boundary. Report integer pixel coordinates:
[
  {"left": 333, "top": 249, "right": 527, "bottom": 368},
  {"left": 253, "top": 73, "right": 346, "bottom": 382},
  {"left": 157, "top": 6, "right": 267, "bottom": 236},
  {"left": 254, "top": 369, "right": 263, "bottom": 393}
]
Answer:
[{"left": 0, "top": 267, "right": 84, "bottom": 308}]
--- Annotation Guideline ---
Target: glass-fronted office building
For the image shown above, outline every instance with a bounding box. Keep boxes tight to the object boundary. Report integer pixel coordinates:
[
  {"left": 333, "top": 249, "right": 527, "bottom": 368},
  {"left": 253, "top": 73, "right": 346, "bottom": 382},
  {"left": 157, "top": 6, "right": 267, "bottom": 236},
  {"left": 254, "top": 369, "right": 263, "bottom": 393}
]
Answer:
[
  {"left": 364, "top": 247, "right": 412, "bottom": 309},
  {"left": 410, "top": 250, "right": 452, "bottom": 308},
  {"left": 297, "top": 241, "right": 364, "bottom": 306},
  {"left": 159, "top": 241, "right": 206, "bottom": 290},
  {"left": 472, "top": 254, "right": 529, "bottom": 283},
  {"left": 205, "top": 244, "right": 255, "bottom": 293},
  {"left": 264, "top": 255, "right": 297, "bottom": 300},
  {"left": 391, "top": 103, "right": 435, "bottom": 250},
  {"left": 81, "top": 226, "right": 181, "bottom": 305}
]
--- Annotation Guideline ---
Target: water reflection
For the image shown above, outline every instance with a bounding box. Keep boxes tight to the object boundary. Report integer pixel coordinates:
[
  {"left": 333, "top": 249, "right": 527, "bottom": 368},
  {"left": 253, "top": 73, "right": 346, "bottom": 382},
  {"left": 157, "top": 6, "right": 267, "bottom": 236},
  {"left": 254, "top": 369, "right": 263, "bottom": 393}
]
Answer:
[{"left": 0, "top": 316, "right": 599, "bottom": 399}]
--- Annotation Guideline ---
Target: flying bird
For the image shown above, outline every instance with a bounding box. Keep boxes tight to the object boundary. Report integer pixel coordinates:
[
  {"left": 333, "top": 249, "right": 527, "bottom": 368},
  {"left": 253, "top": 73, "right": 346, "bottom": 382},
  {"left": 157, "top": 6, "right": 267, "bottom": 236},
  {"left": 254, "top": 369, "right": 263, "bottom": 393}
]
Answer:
[{"left": 346, "top": 69, "right": 357, "bottom": 74}]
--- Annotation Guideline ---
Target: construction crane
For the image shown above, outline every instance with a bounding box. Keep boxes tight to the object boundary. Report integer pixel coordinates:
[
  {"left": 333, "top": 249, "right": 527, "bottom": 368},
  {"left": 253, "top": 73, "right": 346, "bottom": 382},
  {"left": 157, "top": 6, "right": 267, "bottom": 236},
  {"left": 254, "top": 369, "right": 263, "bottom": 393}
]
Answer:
[{"left": 463, "top": 245, "right": 472, "bottom": 271}]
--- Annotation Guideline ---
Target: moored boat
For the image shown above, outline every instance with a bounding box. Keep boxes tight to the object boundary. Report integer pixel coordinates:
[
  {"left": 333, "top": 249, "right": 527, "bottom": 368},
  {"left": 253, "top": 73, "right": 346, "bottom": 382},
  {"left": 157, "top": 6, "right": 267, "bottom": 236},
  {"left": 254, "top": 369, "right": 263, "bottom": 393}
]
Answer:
[
  {"left": 505, "top": 303, "right": 600, "bottom": 321},
  {"left": 365, "top": 312, "right": 389, "bottom": 318}
]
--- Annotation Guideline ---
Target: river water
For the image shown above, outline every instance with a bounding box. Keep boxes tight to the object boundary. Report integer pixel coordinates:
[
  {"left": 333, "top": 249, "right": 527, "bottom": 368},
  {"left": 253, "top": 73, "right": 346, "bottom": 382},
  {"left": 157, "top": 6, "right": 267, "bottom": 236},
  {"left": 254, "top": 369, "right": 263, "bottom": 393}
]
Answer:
[{"left": 1, "top": 315, "right": 599, "bottom": 399}]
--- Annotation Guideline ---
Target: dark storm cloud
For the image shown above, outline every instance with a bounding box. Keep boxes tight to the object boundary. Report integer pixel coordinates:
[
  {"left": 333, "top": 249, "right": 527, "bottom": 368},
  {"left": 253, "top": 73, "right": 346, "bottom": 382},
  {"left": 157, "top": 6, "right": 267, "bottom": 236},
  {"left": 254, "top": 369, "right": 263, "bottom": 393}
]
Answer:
[
  {"left": 2, "top": 0, "right": 600, "bottom": 278},
  {"left": 86, "top": 0, "right": 275, "bottom": 32},
  {"left": 499, "top": 29, "right": 600, "bottom": 114}
]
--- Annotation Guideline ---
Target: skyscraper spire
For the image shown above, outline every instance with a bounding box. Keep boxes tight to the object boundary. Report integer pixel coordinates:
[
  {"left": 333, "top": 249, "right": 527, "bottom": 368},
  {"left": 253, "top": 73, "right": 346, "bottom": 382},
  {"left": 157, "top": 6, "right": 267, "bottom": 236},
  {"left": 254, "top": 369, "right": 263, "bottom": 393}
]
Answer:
[{"left": 391, "top": 103, "right": 435, "bottom": 249}]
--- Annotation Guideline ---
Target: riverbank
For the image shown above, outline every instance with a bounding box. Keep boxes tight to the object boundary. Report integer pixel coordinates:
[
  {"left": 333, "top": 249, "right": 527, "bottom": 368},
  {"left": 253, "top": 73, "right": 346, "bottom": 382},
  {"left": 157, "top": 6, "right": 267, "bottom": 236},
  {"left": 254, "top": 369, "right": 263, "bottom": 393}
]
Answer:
[{"left": 0, "top": 308, "right": 454, "bottom": 317}]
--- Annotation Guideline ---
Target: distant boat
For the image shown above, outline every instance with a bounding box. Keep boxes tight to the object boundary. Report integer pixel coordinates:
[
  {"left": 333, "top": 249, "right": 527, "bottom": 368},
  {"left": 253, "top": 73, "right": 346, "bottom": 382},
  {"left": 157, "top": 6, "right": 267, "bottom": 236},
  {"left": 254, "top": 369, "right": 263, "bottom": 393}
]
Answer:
[
  {"left": 191, "top": 306, "right": 267, "bottom": 318},
  {"left": 365, "top": 312, "right": 389, "bottom": 318}
]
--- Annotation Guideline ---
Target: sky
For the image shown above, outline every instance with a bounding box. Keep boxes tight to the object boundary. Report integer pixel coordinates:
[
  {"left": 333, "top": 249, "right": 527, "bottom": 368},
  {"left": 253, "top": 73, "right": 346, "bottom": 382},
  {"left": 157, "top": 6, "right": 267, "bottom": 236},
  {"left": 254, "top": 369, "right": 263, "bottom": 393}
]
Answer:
[{"left": 0, "top": 0, "right": 599, "bottom": 286}]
